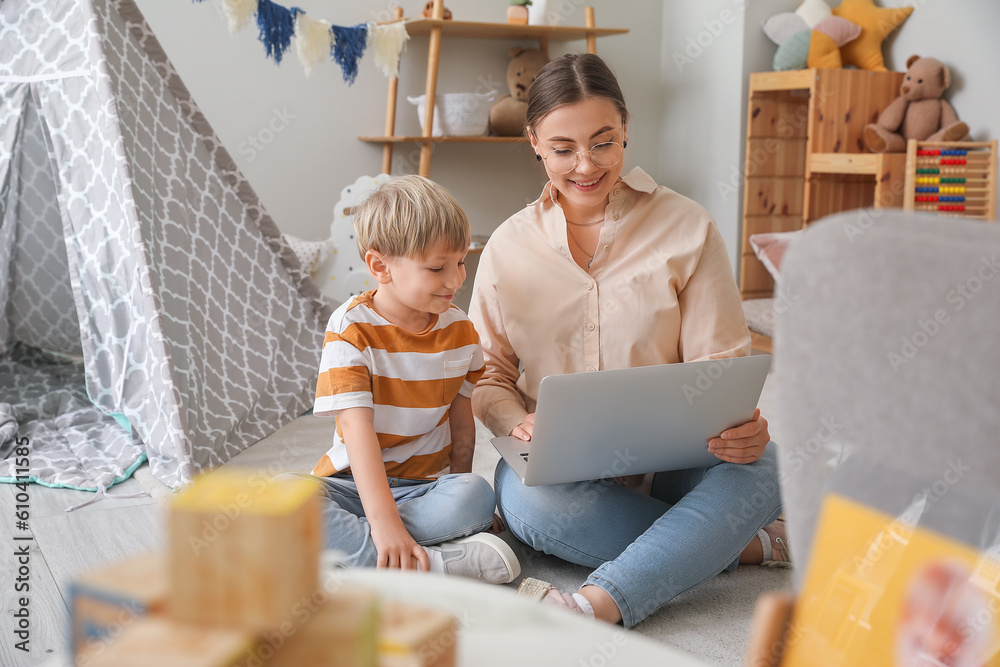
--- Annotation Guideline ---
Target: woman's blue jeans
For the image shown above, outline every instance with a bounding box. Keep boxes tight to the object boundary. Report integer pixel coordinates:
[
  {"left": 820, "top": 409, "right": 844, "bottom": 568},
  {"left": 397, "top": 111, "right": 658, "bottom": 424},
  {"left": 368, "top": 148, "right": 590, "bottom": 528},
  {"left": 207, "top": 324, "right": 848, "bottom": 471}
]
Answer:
[{"left": 494, "top": 443, "right": 783, "bottom": 628}]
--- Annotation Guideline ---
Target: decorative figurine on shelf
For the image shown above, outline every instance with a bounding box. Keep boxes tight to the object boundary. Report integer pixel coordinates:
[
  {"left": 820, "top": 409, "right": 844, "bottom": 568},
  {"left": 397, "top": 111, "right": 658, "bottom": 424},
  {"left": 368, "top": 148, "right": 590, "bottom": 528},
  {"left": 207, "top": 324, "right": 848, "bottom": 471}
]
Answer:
[
  {"left": 864, "top": 55, "right": 970, "bottom": 153},
  {"left": 488, "top": 46, "right": 549, "bottom": 136},
  {"left": 313, "top": 174, "right": 390, "bottom": 305},
  {"left": 420, "top": 1, "right": 452, "bottom": 19},
  {"left": 507, "top": 0, "right": 531, "bottom": 25}
]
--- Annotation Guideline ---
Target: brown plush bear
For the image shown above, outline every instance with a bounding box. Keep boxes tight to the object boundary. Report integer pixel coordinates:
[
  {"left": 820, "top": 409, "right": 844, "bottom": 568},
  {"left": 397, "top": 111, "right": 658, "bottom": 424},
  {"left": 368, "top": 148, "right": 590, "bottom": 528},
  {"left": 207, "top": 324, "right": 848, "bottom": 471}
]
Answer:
[
  {"left": 488, "top": 47, "right": 549, "bottom": 137},
  {"left": 419, "top": 2, "right": 452, "bottom": 19},
  {"left": 864, "top": 55, "right": 969, "bottom": 153}
]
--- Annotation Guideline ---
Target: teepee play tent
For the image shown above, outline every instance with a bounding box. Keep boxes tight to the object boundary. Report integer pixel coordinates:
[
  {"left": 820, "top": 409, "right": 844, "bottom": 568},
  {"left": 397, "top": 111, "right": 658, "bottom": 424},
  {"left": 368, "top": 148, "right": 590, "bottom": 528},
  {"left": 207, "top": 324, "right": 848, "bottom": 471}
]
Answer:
[{"left": 0, "top": 0, "right": 330, "bottom": 490}]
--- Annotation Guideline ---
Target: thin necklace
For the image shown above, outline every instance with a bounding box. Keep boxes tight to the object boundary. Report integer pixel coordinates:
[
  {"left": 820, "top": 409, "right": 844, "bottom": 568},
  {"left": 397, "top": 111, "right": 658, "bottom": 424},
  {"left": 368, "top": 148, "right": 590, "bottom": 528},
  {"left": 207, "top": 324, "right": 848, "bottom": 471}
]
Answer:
[
  {"left": 567, "top": 226, "right": 597, "bottom": 269},
  {"left": 551, "top": 185, "right": 607, "bottom": 227}
]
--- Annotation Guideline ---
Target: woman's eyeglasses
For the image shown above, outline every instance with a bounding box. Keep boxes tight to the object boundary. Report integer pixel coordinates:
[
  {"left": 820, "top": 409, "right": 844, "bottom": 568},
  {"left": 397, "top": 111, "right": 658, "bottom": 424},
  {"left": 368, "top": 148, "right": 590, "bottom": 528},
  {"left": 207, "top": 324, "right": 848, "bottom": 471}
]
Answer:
[{"left": 540, "top": 141, "right": 624, "bottom": 175}]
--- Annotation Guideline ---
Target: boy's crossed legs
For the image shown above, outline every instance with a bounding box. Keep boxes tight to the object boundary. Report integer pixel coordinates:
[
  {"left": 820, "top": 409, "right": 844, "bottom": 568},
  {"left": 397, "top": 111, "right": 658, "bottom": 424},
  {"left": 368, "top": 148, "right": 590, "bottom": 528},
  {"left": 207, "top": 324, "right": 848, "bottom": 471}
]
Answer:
[{"left": 276, "top": 472, "right": 519, "bottom": 584}]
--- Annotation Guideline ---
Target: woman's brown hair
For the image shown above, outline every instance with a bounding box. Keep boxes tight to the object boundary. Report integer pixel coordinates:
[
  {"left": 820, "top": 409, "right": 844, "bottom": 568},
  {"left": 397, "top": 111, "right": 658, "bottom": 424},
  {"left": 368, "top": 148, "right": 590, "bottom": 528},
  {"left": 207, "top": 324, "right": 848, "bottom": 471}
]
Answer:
[{"left": 524, "top": 53, "right": 629, "bottom": 135}]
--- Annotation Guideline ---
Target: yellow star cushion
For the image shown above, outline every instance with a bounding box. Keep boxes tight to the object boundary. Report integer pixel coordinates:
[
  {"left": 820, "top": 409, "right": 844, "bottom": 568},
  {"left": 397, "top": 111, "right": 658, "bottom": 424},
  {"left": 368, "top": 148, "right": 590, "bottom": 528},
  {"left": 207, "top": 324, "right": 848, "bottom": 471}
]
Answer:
[
  {"left": 808, "top": 30, "right": 843, "bottom": 69},
  {"left": 832, "top": 0, "right": 912, "bottom": 71}
]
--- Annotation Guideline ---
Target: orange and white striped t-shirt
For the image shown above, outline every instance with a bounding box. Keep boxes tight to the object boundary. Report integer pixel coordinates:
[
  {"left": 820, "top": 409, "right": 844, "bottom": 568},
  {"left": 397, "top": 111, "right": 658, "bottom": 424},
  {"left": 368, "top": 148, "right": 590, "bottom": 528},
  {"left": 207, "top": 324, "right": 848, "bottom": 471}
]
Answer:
[{"left": 312, "top": 291, "right": 485, "bottom": 480}]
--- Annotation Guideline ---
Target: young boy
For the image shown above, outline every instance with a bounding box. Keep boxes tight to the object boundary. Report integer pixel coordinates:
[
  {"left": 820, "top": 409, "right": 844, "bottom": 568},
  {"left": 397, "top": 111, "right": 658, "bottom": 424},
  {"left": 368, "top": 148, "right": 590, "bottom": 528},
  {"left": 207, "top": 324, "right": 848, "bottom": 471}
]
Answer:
[{"left": 303, "top": 175, "right": 518, "bottom": 584}]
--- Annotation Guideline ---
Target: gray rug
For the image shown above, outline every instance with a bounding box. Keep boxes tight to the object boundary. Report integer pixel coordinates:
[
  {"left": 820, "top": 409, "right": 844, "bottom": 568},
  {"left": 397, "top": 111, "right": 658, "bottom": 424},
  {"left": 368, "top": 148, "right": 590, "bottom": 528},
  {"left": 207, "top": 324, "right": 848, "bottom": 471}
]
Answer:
[{"left": 134, "top": 367, "right": 792, "bottom": 666}]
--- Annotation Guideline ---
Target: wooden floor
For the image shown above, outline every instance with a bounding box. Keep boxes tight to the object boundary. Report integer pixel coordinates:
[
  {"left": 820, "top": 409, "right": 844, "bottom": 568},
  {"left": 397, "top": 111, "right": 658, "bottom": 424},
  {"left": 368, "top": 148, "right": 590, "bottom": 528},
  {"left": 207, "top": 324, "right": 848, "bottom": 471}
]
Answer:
[
  {"left": 0, "top": 413, "right": 326, "bottom": 667},
  {"left": 0, "top": 399, "right": 792, "bottom": 666},
  {"left": 0, "top": 476, "right": 163, "bottom": 667}
]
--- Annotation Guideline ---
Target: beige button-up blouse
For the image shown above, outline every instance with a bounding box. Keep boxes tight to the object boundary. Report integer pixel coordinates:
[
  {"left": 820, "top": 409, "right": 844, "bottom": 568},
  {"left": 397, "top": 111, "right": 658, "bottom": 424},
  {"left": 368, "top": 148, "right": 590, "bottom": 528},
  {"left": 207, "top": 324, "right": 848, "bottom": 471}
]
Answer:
[{"left": 469, "top": 167, "right": 751, "bottom": 438}]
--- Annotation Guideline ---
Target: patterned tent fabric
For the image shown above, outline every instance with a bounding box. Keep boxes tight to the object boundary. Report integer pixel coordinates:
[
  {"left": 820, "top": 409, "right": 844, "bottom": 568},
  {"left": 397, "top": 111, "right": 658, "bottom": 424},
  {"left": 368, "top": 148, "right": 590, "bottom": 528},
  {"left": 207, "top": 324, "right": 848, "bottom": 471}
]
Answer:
[
  {"left": 0, "top": 344, "right": 144, "bottom": 489},
  {"left": 0, "top": 0, "right": 331, "bottom": 490}
]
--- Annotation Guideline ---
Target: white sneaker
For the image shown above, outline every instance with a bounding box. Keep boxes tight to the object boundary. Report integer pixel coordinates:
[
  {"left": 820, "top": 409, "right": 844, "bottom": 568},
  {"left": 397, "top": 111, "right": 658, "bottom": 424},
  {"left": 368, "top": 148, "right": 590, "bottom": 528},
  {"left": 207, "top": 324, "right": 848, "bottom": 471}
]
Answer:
[{"left": 427, "top": 533, "right": 520, "bottom": 584}]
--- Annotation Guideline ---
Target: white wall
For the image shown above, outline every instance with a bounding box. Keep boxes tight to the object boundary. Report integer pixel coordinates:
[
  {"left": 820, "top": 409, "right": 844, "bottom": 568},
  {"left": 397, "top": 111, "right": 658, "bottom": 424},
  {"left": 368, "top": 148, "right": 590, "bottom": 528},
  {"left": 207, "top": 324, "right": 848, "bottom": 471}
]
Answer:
[
  {"left": 732, "top": 0, "right": 1000, "bottom": 273},
  {"left": 882, "top": 0, "right": 1000, "bottom": 212},
  {"left": 132, "top": 0, "right": 661, "bottom": 244},
  {"left": 881, "top": 0, "right": 1000, "bottom": 131},
  {"left": 134, "top": 0, "right": 999, "bottom": 275},
  {"left": 657, "top": 1, "right": 749, "bottom": 271}
]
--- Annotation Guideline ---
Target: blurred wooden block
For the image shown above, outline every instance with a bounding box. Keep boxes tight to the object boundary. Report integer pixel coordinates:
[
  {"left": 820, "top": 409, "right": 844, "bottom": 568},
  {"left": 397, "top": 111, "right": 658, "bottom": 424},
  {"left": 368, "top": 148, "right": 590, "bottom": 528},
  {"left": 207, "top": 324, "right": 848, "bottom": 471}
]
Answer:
[
  {"left": 169, "top": 470, "right": 321, "bottom": 631},
  {"left": 744, "top": 591, "right": 795, "bottom": 667},
  {"left": 378, "top": 601, "right": 457, "bottom": 667},
  {"left": 85, "top": 616, "right": 257, "bottom": 667},
  {"left": 266, "top": 587, "right": 379, "bottom": 667},
  {"left": 70, "top": 551, "right": 168, "bottom": 657}
]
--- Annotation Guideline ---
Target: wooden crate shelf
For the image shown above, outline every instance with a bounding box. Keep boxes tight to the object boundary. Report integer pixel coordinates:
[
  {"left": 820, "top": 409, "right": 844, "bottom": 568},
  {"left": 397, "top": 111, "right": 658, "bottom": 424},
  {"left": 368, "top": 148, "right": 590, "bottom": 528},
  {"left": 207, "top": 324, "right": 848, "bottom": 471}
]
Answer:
[
  {"left": 809, "top": 152, "right": 880, "bottom": 174},
  {"left": 747, "top": 70, "right": 815, "bottom": 92},
  {"left": 739, "top": 68, "right": 907, "bottom": 352}
]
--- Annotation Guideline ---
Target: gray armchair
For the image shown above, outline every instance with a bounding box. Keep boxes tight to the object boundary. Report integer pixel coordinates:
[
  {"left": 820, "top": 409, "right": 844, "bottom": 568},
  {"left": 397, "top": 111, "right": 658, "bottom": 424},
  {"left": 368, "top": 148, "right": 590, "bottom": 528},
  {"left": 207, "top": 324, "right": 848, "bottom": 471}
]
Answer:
[
  {"left": 744, "top": 209, "right": 1000, "bottom": 666},
  {"left": 775, "top": 208, "right": 1000, "bottom": 586}
]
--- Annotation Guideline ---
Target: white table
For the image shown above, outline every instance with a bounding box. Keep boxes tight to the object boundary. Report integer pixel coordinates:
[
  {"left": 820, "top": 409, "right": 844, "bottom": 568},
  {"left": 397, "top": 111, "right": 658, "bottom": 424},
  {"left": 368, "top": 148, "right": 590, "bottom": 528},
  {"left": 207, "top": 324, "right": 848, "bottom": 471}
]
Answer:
[
  {"left": 39, "top": 567, "right": 711, "bottom": 667},
  {"left": 331, "top": 568, "right": 712, "bottom": 667}
]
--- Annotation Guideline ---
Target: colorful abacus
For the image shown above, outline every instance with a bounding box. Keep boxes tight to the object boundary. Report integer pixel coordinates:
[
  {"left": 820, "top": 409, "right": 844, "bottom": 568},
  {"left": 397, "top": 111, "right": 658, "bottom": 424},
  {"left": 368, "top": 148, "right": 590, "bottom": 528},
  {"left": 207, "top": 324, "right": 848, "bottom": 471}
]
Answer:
[{"left": 904, "top": 140, "right": 998, "bottom": 221}]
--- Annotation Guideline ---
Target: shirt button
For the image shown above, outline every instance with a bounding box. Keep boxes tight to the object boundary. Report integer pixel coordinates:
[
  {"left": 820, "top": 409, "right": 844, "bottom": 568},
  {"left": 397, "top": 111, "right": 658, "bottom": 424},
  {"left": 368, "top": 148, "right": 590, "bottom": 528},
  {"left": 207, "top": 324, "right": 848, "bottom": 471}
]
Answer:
[
  {"left": 612, "top": 214, "right": 619, "bottom": 221},
  {"left": 603, "top": 245, "right": 610, "bottom": 251},
  {"left": 588, "top": 367, "right": 597, "bottom": 372},
  {"left": 587, "top": 323, "right": 595, "bottom": 331},
  {"left": 586, "top": 283, "right": 594, "bottom": 291}
]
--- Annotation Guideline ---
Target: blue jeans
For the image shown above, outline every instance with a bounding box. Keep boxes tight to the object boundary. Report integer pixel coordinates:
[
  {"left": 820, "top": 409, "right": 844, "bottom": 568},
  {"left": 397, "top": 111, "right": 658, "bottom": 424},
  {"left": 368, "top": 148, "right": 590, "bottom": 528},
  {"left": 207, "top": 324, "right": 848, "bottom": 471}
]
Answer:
[
  {"left": 277, "top": 472, "right": 496, "bottom": 567},
  {"left": 495, "top": 443, "right": 783, "bottom": 628}
]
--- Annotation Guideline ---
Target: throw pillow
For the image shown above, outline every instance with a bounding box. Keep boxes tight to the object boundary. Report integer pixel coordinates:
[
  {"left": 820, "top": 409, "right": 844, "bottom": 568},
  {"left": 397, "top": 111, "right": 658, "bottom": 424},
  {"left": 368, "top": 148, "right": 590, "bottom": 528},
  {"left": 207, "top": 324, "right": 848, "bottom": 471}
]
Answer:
[
  {"left": 749, "top": 230, "right": 803, "bottom": 280},
  {"left": 832, "top": 0, "right": 912, "bottom": 71}
]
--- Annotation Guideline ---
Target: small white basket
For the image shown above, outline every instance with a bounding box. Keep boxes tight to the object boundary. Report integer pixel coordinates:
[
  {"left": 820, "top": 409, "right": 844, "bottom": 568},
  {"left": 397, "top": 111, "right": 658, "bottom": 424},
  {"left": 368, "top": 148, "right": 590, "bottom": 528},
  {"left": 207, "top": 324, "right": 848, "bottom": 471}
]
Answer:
[{"left": 407, "top": 91, "right": 497, "bottom": 137}]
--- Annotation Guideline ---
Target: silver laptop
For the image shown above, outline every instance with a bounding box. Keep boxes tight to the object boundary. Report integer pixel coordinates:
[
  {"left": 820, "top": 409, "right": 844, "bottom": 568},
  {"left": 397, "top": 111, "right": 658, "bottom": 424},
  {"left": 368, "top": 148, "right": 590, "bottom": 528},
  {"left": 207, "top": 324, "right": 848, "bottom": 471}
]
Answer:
[{"left": 491, "top": 355, "right": 771, "bottom": 486}]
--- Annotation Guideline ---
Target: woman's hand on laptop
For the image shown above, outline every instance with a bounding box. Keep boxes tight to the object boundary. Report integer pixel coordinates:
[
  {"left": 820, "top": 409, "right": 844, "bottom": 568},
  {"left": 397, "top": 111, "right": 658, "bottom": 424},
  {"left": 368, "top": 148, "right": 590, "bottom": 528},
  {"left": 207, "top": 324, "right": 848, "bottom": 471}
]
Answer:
[
  {"left": 510, "top": 413, "right": 535, "bottom": 441},
  {"left": 707, "top": 409, "right": 770, "bottom": 464}
]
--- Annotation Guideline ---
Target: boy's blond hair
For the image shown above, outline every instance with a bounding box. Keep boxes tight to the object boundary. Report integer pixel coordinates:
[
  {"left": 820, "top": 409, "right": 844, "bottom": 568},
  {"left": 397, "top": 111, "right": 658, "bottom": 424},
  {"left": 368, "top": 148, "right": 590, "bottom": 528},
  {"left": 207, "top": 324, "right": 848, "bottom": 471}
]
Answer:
[{"left": 353, "top": 175, "right": 470, "bottom": 260}]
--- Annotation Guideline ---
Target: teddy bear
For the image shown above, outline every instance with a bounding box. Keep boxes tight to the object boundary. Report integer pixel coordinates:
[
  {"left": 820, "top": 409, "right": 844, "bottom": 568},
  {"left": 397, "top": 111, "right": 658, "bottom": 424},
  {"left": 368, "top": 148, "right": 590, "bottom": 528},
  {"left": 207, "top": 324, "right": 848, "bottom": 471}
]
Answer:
[
  {"left": 863, "top": 55, "right": 969, "bottom": 153},
  {"left": 419, "top": 2, "right": 452, "bottom": 19},
  {"left": 488, "top": 47, "right": 549, "bottom": 137}
]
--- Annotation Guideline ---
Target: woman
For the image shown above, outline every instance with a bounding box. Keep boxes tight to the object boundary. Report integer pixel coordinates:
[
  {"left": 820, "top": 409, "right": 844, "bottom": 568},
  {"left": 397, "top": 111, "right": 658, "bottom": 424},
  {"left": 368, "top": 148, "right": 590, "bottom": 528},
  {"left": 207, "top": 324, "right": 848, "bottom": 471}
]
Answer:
[{"left": 469, "top": 53, "right": 787, "bottom": 628}]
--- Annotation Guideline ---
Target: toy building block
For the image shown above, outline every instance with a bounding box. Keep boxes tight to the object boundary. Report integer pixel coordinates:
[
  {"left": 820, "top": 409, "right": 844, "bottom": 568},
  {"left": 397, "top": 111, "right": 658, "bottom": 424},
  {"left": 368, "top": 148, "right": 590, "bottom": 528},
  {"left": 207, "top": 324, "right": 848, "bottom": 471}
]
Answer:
[
  {"left": 743, "top": 591, "right": 796, "bottom": 667},
  {"left": 168, "top": 469, "right": 321, "bottom": 631},
  {"left": 378, "top": 601, "right": 457, "bottom": 667},
  {"left": 70, "top": 551, "right": 169, "bottom": 658},
  {"left": 265, "top": 587, "right": 379, "bottom": 667},
  {"left": 84, "top": 616, "right": 258, "bottom": 667}
]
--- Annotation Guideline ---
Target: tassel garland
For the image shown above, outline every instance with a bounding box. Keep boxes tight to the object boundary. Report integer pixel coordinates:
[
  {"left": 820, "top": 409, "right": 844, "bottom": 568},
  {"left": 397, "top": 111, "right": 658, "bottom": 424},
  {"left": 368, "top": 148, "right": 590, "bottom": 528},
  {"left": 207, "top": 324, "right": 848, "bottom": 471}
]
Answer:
[
  {"left": 330, "top": 24, "right": 369, "bottom": 85},
  {"left": 371, "top": 22, "right": 409, "bottom": 79},
  {"left": 256, "top": 0, "right": 301, "bottom": 64},
  {"left": 193, "top": 0, "right": 406, "bottom": 83},
  {"left": 220, "top": 0, "right": 256, "bottom": 34},
  {"left": 295, "top": 14, "right": 332, "bottom": 76}
]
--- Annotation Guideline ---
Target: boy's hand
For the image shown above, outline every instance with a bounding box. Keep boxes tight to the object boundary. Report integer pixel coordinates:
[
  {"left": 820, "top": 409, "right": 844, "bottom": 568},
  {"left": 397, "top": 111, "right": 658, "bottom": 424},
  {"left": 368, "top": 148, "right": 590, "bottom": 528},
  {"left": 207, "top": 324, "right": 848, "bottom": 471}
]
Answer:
[
  {"left": 488, "top": 512, "right": 506, "bottom": 534},
  {"left": 338, "top": 407, "right": 430, "bottom": 571},
  {"left": 371, "top": 519, "right": 430, "bottom": 571}
]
